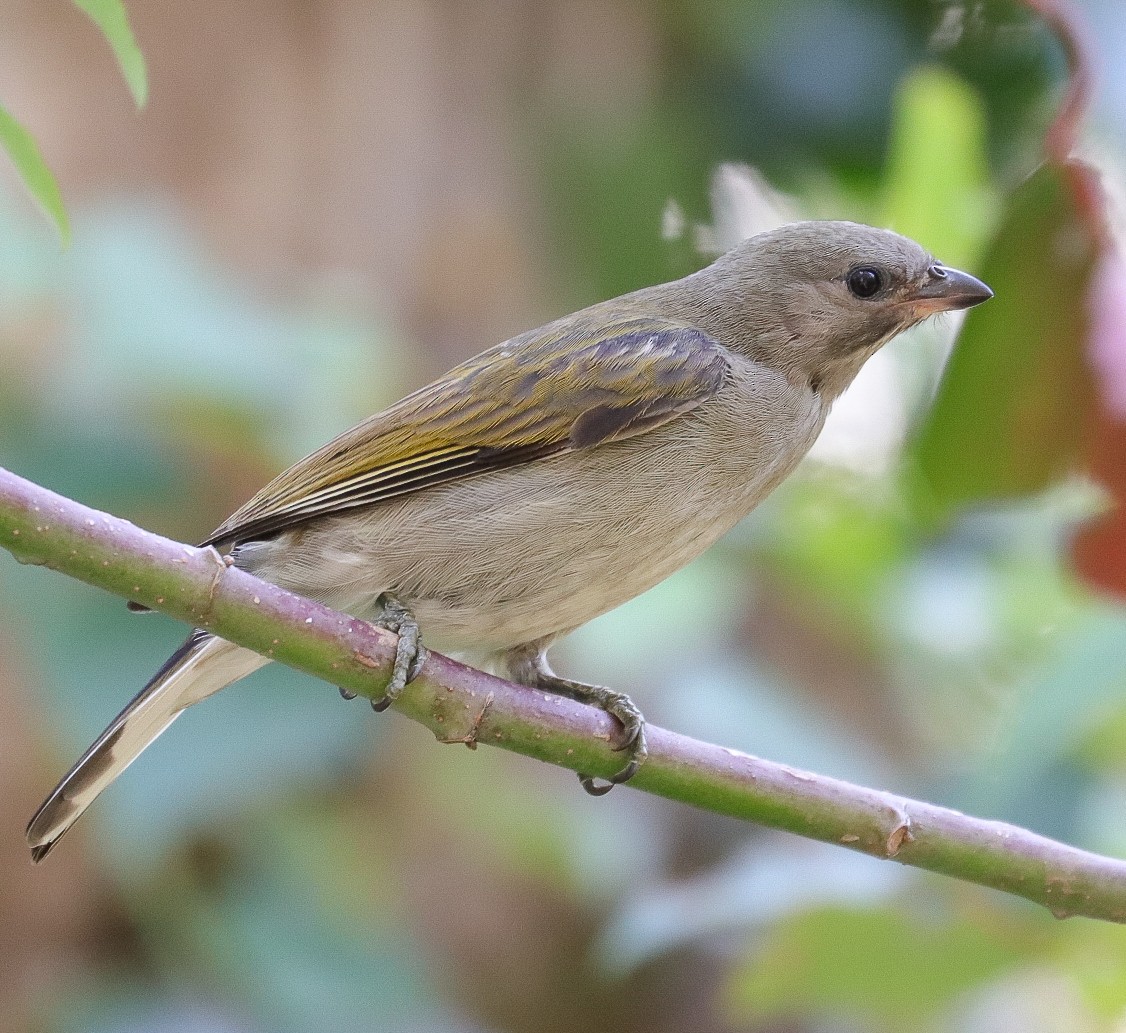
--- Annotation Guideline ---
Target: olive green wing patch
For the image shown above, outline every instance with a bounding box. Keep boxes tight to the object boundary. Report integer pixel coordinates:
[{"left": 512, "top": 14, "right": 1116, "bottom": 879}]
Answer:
[{"left": 203, "top": 315, "right": 729, "bottom": 546}]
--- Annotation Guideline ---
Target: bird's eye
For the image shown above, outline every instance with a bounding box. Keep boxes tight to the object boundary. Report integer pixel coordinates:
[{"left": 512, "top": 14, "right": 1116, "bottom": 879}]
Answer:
[{"left": 846, "top": 267, "right": 884, "bottom": 299}]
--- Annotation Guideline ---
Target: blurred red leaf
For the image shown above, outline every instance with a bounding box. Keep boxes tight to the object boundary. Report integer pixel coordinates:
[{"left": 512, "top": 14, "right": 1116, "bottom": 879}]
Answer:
[
  {"left": 1019, "top": 0, "right": 1126, "bottom": 600},
  {"left": 1071, "top": 248, "right": 1126, "bottom": 597},
  {"left": 1087, "top": 251, "right": 1126, "bottom": 411}
]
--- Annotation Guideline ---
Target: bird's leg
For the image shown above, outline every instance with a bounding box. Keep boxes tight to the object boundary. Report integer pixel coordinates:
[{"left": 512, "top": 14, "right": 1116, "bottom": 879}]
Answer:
[
  {"left": 367, "top": 593, "right": 428, "bottom": 712},
  {"left": 506, "top": 642, "right": 648, "bottom": 796}
]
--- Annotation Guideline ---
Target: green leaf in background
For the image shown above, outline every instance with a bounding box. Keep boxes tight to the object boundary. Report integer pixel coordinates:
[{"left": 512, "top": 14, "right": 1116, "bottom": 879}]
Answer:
[
  {"left": 0, "top": 103, "right": 70, "bottom": 244},
  {"left": 965, "top": 612, "right": 1126, "bottom": 832},
  {"left": 72, "top": 0, "right": 148, "bottom": 108},
  {"left": 907, "top": 162, "right": 1099, "bottom": 520},
  {"left": 882, "top": 65, "right": 993, "bottom": 270},
  {"left": 728, "top": 903, "right": 1041, "bottom": 1028}
]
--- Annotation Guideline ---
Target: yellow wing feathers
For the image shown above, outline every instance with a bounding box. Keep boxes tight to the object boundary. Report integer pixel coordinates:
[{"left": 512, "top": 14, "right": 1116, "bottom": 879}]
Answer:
[{"left": 204, "top": 314, "right": 729, "bottom": 547}]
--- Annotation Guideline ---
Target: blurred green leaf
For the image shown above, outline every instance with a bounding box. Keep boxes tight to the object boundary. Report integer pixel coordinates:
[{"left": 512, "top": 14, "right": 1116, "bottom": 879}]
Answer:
[
  {"left": 729, "top": 902, "right": 1041, "bottom": 1027},
  {"left": 72, "top": 0, "right": 148, "bottom": 107},
  {"left": 752, "top": 474, "right": 912, "bottom": 611},
  {"left": 1061, "top": 919, "right": 1126, "bottom": 1020},
  {"left": 908, "top": 162, "right": 1099, "bottom": 520},
  {"left": 124, "top": 809, "right": 466, "bottom": 1033},
  {"left": 535, "top": 101, "right": 720, "bottom": 303},
  {"left": 883, "top": 64, "right": 993, "bottom": 268},
  {"left": 968, "top": 612, "right": 1126, "bottom": 831},
  {"left": 0, "top": 103, "right": 70, "bottom": 244},
  {"left": 599, "top": 841, "right": 908, "bottom": 974}
]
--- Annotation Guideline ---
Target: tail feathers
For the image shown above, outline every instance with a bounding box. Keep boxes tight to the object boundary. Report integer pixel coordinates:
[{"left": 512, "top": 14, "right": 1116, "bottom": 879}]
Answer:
[{"left": 27, "top": 632, "right": 270, "bottom": 863}]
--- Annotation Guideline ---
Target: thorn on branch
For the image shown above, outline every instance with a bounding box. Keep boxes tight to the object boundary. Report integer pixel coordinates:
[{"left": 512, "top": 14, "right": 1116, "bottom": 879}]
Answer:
[{"left": 437, "top": 692, "right": 494, "bottom": 750}]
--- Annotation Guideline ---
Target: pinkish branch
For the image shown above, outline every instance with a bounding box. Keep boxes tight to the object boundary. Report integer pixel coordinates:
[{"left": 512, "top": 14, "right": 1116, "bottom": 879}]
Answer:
[{"left": 2, "top": 463, "right": 1126, "bottom": 921}]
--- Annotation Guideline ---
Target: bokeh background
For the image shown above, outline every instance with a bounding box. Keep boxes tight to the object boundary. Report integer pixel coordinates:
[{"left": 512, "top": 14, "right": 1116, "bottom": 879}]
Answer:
[{"left": 3, "top": 0, "right": 1126, "bottom": 1030}]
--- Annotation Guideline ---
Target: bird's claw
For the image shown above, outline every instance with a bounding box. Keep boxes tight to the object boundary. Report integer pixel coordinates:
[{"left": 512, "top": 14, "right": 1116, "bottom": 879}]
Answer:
[
  {"left": 368, "top": 594, "right": 426, "bottom": 712},
  {"left": 579, "top": 753, "right": 643, "bottom": 796},
  {"left": 579, "top": 695, "right": 647, "bottom": 795},
  {"left": 603, "top": 691, "right": 645, "bottom": 751},
  {"left": 504, "top": 645, "right": 649, "bottom": 796},
  {"left": 560, "top": 686, "right": 647, "bottom": 794}
]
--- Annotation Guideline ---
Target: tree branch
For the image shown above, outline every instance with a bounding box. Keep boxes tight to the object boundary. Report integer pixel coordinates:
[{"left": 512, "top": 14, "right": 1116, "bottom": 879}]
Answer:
[{"left": 2, "top": 464, "right": 1126, "bottom": 922}]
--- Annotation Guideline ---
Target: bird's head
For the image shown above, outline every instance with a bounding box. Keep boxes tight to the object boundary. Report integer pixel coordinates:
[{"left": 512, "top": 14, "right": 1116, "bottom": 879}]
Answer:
[{"left": 703, "top": 220, "right": 993, "bottom": 397}]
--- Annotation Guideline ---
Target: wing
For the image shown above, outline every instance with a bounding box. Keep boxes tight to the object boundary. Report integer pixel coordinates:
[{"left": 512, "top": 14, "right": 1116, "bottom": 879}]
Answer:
[{"left": 203, "top": 312, "right": 730, "bottom": 547}]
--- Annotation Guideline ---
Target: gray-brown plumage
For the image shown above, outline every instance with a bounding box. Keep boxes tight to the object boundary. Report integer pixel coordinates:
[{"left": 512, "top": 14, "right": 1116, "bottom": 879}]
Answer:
[{"left": 27, "top": 220, "right": 991, "bottom": 861}]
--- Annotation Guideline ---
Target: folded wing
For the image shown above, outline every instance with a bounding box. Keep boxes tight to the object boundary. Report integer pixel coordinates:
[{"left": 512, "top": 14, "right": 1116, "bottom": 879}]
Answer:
[{"left": 204, "top": 314, "right": 730, "bottom": 547}]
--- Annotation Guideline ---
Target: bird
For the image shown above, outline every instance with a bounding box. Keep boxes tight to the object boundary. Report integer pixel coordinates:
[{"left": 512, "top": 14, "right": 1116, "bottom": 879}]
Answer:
[{"left": 26, "top": 220, "right": 992, "bottom": 861}]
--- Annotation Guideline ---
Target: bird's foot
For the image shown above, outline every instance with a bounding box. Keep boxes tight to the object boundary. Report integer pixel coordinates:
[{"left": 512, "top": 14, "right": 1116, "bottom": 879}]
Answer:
[
  {"left": 508, "top": 645, "right": 648, "bottom": 794},
  {"left": 368, "top": 593, "right": 427, "bottom": 712},
  {"left": 569, "top": 684, "right": 648, "bottom": 795}
]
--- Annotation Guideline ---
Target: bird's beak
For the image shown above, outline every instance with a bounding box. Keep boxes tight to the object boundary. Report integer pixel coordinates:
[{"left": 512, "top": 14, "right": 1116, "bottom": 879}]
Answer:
[{"left": 907, "top": 264, "right": 993, "bottom": 315}]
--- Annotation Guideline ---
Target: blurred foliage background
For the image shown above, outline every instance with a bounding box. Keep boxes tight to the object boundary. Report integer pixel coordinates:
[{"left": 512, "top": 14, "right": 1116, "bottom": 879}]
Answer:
[{"left": 3, "top": 0, "right": 1126, "bottom": 1030}]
